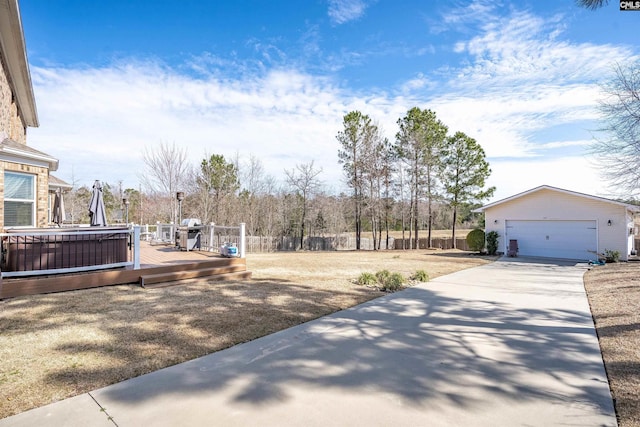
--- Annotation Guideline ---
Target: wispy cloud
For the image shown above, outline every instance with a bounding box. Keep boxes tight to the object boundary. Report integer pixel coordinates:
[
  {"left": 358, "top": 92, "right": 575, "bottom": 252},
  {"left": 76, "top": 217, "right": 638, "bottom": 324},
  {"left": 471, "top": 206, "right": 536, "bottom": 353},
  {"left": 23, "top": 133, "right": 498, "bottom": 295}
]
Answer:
[
  {"left": 29, "top": 62, "right": 381, "bottom": 191},
  {"left": 425, "top": 8, "right": 636, "bottom": 162},
  {"left": 328, "top": 0, "right": 369, "bottom": 25}
]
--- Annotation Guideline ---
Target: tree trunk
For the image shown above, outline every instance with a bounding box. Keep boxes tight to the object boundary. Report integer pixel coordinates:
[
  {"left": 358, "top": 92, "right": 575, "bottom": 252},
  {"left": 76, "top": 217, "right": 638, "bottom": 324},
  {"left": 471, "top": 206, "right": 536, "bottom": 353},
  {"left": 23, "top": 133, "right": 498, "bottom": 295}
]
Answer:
[{"left": 451, "top": 207, "right": 457, "bottom": 249}]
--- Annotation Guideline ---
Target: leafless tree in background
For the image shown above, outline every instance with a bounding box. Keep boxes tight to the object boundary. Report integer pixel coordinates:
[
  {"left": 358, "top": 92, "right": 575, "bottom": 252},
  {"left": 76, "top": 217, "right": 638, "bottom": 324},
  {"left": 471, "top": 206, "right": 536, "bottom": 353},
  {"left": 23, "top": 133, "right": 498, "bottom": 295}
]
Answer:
[
  {"left": 592, "top": 61, "right": 640, "bottom": 195},
  {"left": 285, "top": 161, "right": 323, "bottom": 250},
  {"left": 140, "top": 142, "right": 189, "bottom": 223}
]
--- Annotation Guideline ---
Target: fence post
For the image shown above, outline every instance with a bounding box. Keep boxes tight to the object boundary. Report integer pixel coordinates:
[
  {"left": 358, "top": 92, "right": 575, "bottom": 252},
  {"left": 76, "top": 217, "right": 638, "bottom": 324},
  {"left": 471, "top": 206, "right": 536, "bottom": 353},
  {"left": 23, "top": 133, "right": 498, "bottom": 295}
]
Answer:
[
  {"left": 209, "top": 223, "right": 215, "bottom": 252},
  {"left": 239, "top": 223, "right": 246, "bottom": 258},
  {"left": 133, "top": 225, "right": 141, "bottom": 269}
]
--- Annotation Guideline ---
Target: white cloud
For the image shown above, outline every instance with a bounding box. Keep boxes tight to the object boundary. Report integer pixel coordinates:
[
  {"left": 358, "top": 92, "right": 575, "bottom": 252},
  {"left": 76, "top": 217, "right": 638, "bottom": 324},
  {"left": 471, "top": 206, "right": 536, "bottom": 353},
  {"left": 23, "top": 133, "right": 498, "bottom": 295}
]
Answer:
[
  {"left": 486, "top": 156, "right": 605, "bottom": 201},
  {"left": 26, "top": 5, "right": 639, "bottom": 202},
  {"left": 328, "top": 0, "right": 368, "bottom": 25},
  {"left": 29, "top": 62, "right": 388, "bottom": 192},
  {"left": 425, "top": 8, "right": 636, "bottom": 162}
]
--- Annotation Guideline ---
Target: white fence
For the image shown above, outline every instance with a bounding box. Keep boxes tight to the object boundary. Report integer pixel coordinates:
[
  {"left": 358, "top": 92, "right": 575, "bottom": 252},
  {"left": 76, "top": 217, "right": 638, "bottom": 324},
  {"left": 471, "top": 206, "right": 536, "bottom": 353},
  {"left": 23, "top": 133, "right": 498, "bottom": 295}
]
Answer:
[{"left": 147, "top": 222, "right": 246, "bottom": 257}]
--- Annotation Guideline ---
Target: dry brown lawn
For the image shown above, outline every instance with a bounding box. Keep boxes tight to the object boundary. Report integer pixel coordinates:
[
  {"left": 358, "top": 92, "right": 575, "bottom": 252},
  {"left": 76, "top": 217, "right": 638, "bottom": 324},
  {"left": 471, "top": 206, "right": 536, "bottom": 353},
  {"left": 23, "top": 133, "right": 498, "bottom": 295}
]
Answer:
[
  {"left": 584, "top": 262, "right": 640, "bottom": 427},
  {"left": 0, "top": 249, "right": 494, "bottom": 419}
]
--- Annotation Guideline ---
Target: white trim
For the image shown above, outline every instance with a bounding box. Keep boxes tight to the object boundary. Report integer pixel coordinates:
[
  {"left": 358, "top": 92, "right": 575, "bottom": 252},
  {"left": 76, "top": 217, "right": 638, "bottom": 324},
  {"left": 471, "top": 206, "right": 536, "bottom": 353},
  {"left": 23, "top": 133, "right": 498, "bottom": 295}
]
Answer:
[
  {"left": 475, "top": 185, "right": 640, "bottom": 213},
  {"left": 0, "top": 152, "right": 53, "bottom": 169},
  {"left": 4, "top": 170, "right": 36, "bottom": 227}
]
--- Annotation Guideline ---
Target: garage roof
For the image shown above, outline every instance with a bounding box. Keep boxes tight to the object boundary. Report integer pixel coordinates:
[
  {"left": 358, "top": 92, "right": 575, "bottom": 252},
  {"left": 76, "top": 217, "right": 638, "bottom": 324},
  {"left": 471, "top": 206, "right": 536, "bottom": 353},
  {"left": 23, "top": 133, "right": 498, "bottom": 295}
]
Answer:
[{"left": 474, "top": 185, "right": 640, "bottom": 213}]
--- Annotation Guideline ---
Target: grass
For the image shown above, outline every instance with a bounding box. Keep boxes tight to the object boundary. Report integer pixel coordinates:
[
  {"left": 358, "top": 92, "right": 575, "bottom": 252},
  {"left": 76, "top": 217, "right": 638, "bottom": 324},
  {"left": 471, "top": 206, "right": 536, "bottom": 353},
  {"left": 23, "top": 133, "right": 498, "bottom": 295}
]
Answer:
[
  {"left": 0, "top": 249, "right": 495, "bottom": 419},
  {"left": 584, "top": 262, "right": 640, "bottom": 427},
  {"left": 3, "top": 250, "right": 635, "bottom": 424}
]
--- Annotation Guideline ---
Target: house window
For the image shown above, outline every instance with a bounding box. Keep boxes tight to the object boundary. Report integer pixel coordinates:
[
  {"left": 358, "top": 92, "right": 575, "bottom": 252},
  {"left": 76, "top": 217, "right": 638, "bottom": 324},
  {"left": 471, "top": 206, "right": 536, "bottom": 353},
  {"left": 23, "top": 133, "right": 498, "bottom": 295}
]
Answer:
[{"left": 4, "top": 171, "right": 36, "bottom": 227}]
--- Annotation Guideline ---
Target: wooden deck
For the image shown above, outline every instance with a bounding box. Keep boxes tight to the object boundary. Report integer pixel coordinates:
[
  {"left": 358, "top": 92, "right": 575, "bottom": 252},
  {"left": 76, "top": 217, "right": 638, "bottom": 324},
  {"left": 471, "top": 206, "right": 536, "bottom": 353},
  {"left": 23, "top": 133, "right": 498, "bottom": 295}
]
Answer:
[{"left": 0, "top": 242, "right": 251, "bottom": 299}]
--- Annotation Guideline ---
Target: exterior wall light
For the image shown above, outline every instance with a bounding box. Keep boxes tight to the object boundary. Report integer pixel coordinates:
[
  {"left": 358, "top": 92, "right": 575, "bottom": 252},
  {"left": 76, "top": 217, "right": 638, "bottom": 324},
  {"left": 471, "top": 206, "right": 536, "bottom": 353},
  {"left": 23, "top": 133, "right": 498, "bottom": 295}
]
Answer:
[{"left": 607, "top": 220, "right": 612, "bottom": 226}]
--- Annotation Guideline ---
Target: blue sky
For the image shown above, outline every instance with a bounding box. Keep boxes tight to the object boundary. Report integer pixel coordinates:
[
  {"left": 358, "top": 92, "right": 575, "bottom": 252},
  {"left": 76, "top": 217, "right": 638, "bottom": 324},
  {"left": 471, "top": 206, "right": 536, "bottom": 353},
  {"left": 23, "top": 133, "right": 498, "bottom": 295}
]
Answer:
[{"left": 19, "top": 0, "right": 640, "bottom": 200}]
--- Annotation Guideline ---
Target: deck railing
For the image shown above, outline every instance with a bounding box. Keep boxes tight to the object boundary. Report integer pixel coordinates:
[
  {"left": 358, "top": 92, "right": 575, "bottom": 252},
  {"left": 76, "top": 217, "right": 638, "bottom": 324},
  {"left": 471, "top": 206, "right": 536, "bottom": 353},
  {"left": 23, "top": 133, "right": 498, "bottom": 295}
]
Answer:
[
  {"left": 148, "top": 222, "right": 246, "bottom": 257},
  {"left": 1, "top": 226, "right": 141, "bottom": 278}
]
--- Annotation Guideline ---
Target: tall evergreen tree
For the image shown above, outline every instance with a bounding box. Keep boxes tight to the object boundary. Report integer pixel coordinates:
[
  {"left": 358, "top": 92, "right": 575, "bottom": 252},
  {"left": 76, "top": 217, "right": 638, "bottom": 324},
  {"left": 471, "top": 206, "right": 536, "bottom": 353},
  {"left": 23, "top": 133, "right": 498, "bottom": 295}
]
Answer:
[
  {"left": 441, "top": 132, "right": 495, "bottom": 247},
  {"left": 197, "top": 154, "right": 239, "bottom": 223},
  {"left": 337, "top": 111, "right": 376, "bottom": 250},
  {"left": 395, "top": 107, "right": 448, "bottom": 249}
]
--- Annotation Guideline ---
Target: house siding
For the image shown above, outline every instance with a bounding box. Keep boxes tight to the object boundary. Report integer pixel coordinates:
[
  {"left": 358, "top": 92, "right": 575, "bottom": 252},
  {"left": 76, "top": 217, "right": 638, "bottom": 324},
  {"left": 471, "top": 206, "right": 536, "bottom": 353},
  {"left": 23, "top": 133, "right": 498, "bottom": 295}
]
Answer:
[
  {"left": 0, "top": 161, "right": 49, "bottom": 227},
  {"left": 0, "top": 49, "right": 27, "bottom": 144},
  {"left": 484, "top": 188, "right": 630, "bottom": 260}
]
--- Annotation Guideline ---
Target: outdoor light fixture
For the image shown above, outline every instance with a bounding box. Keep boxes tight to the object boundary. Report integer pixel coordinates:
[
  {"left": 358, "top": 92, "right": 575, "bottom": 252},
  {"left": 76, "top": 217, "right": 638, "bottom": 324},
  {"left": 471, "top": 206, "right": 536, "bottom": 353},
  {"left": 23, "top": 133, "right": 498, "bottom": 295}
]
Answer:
[
  {"left": 123, "top": 197, "right": 130, "bottom": 224},
  {"left": 494, "top": 219, "right": 498, "bottom": 224},
  {"left": 176, "top": 192, "right": 185, "bottom": 224},
  {"left": 607, "top": 219, "right": 612, "bottom": 226}
]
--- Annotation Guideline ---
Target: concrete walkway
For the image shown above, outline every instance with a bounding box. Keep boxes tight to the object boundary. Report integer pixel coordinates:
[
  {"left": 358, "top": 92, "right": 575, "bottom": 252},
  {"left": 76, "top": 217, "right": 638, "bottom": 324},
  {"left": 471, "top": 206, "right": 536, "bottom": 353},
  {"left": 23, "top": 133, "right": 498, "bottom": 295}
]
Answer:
[{"left": 1, "top": 257, "right": 616, "bottom": 426}]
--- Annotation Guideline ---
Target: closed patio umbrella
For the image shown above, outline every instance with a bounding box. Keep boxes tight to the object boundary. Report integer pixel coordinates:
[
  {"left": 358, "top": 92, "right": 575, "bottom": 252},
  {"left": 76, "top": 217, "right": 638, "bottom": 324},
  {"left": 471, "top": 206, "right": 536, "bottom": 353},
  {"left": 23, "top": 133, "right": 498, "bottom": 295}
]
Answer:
[
  {"left": 89, "top": 180, "right": 107, "bottom": 226},
  {"left": 52, "top": 187, "right": 66, "bottom": 226}
]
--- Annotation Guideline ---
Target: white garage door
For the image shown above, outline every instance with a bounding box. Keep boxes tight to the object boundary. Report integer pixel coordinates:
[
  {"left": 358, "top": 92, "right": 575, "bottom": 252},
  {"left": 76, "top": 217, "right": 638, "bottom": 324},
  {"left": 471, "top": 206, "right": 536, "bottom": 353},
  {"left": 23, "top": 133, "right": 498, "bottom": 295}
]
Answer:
[{"left": 505, "top": 220, "right": 597, "bottom": 260}]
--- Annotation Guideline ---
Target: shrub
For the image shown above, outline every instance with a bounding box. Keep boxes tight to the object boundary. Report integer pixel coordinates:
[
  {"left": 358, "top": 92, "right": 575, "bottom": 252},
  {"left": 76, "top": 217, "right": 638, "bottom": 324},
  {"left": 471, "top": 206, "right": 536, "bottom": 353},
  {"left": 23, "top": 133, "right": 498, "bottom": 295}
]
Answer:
[
  {"left": 604, "top": 249, "right": 620, "bottom": 263},
  {"left": 486, "top": 231, "right": 499, "bottom": 255},
  {"left": 411, "top": 270, "right": 429, "bottom": 282},
  {"left": 381, "top": 272, "right": 405, "bottom": 291},
  {"left": 375, "top": 269, "right": 391, "bottom": 283},
  {"left": 466, "top": 228, "right": 486, "bottom": 253},
  {"left": 357, "top": 272, "right": 377, "bottom": 286}
]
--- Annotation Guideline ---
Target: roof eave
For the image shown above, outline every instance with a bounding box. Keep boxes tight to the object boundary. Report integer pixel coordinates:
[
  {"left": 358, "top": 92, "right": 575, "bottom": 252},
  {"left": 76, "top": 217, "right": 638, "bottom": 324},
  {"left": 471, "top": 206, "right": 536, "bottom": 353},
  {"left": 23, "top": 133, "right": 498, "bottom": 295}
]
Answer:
[
  {"left": 0, "top": 0, "right": 38, "bottom": 128},
  {"left": 475, "top": 185, "right": 640, "bottom": 212}
]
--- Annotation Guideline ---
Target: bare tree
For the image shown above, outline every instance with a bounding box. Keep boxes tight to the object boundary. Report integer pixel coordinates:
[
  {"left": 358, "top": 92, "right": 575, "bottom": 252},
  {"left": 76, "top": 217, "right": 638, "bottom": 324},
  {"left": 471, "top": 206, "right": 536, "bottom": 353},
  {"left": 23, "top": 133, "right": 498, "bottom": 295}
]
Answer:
[
  {"left": 576, "top": 0, "right": 609, "bottom": 10},
  {"left": 238, "top": 154, "right": 270, "bottom": 235},
  {"left": 140, "top": 142, "right": 189, "bottom": 223},
  {"left": 285, "top": 161, "right": 323, "bottom": 250},
  {"left": 592, "top": 61, "right": 640, "bottom": 194}
]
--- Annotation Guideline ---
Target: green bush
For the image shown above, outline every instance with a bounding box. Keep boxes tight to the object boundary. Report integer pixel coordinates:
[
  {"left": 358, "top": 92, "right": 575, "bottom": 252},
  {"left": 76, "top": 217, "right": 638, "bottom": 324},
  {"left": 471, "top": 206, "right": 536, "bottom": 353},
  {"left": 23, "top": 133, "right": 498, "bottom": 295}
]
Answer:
[
  {"left": 357, "top": 272, "right": 377, "bottom": 286},
  {"left": 381, "top": 272, "right": 405, "bottom": 291},
  {"left": 357, "top": 270, "right": 406, "bottom": 292},
  {"left": 486, "top": 231, "right": 499, "bottom": 255},
  {"left": 375, "top": 269, "right": 391, "bottom": 283},
  {"left": 466, "top": 228, "right": 485, "bottom": 253},
  {"left": 604, "top": 249, "right": 620, "bottom": 263},
  {"left": 411, "top": 270, "right": 429, "bottom": 282}
]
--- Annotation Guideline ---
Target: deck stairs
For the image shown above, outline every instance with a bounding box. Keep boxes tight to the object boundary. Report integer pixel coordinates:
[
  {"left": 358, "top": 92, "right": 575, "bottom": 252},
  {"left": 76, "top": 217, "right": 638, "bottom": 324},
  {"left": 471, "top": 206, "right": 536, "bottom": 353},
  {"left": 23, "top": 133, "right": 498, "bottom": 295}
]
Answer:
[{"left": 139, "top": 257, "right": 251, "bottom": 288}]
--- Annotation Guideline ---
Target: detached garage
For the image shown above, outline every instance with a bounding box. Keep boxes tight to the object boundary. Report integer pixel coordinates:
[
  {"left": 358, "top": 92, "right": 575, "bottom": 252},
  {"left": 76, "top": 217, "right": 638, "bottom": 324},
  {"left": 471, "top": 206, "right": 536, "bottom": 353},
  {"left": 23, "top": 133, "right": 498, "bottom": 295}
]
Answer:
[{"left": 475, "top": 185, "right": 640, "bottom": 261}]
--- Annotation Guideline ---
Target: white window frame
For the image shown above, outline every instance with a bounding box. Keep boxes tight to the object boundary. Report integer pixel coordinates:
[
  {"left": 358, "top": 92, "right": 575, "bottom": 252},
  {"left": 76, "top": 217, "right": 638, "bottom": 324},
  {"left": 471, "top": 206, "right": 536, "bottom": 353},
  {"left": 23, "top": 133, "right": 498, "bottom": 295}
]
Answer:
[{"left": 4, "top": 171, "right": 37, "bottom": 228}]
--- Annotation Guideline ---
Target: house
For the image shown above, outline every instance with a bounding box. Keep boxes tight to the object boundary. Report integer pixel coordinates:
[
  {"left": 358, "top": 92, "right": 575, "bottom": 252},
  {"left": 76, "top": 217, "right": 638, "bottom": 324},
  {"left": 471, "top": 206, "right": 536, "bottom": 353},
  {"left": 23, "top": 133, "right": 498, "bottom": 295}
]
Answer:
[
  {"left": 475, "top": 185, "right": 640, "bottom": 261},
  {"left": 0, "top": 0, "right": 69, "bottom": 229}
]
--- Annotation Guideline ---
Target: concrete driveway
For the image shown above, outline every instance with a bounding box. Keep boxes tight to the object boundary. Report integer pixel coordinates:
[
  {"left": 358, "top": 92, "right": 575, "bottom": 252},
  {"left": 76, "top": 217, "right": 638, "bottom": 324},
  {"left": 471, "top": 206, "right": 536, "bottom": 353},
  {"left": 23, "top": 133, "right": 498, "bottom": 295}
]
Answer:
[{"left": 1, "top": 257, "right": 616, "bottom": 426}]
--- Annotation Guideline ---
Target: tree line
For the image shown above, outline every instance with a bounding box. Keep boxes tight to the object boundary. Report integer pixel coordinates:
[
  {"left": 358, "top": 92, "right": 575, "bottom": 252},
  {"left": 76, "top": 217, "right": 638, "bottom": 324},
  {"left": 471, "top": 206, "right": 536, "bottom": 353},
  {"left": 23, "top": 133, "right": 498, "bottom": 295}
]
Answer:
[
  {"left": 63, "top": 107, "right": 495, "bottom": 250},
  {"left": 337, "top": 107, "right": 494, "bottom": 250}
]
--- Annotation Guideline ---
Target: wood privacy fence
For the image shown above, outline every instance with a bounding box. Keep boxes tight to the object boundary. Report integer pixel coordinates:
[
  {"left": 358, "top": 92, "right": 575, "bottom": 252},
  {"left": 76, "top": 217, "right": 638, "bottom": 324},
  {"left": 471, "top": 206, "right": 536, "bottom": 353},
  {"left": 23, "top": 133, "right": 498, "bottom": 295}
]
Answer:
[
  {"left": 393, "top": 237, "right": 470, "bottom": 251},
  {"left": 245, "top": 235, "right": 385, "bottom": 252},
  {"left": 244, "top": 235, "right": 471, "bottom": 252}
]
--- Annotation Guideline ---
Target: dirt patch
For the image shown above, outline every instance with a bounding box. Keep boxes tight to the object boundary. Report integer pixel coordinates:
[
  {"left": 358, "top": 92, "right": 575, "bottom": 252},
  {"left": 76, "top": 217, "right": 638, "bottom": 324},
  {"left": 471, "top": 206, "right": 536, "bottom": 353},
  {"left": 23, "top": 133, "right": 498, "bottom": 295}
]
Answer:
[
  {"left": 584, "top": 262, "right": 640, "bottom": 427},
  {"left": 0, "top": 249, "right": 495, "bottom": 419}
]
